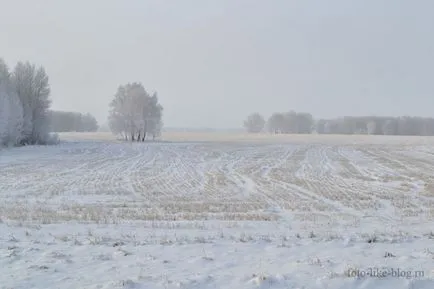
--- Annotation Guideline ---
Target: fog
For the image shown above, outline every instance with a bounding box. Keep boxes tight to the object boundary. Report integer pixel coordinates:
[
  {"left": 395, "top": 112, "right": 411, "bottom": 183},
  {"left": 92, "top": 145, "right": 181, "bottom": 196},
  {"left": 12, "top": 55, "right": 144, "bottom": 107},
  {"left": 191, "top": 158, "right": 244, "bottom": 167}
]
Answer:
[{"left": 1, "top": 0, "right": 434, "bottom": 129}]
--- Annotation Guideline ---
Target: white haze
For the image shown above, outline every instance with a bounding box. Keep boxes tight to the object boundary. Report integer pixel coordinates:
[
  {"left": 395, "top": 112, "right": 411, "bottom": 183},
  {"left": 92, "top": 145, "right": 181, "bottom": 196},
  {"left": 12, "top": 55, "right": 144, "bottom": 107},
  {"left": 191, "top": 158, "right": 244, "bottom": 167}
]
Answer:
[{"left": 1, "top": 0, "right": 434, "bottom": 128}]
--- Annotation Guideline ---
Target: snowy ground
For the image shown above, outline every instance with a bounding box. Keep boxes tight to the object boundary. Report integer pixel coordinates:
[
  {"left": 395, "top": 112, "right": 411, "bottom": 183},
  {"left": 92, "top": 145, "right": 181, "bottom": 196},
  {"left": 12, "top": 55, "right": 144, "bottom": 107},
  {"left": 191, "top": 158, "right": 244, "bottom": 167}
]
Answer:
[{"left": 0, "top": 135, "right": 433, "bottom": 288}]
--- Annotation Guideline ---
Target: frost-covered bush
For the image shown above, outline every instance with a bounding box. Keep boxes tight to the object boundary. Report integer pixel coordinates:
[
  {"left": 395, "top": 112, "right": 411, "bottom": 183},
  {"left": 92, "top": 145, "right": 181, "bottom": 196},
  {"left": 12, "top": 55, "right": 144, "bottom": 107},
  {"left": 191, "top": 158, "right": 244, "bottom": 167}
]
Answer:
[{"left": 45, "top": 133, "right": 60, "bottom": 145}]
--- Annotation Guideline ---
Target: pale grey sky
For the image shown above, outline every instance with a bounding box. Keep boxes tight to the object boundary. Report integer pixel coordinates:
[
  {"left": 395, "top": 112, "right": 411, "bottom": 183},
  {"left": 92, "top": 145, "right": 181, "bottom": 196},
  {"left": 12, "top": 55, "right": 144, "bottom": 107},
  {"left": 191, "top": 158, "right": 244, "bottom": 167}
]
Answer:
[{"left": 1, "top": 0, "right": 434, "bottom": 128}]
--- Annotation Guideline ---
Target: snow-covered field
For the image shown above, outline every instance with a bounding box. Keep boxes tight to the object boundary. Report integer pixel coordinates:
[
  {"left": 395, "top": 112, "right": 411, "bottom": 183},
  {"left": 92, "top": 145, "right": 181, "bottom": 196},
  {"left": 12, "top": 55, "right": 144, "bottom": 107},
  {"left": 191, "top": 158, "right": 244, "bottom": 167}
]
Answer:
[{"left": 1, "top": 134, "right": 433, "bottom": 289}]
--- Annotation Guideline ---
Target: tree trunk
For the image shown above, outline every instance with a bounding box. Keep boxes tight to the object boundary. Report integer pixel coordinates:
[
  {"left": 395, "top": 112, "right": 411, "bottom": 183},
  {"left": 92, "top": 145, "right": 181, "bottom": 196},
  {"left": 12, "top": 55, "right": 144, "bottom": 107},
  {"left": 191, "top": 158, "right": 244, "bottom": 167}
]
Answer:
[{"left": 143, "top": 119, "right": 148, "bottom": 142}]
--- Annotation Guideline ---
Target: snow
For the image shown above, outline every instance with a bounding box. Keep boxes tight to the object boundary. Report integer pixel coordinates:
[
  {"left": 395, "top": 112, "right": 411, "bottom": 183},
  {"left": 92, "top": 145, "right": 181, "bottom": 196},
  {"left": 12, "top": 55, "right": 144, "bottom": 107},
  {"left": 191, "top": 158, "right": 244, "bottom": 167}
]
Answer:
[{"left": 0, "top": 138, "right": 433, "bottom": 288}]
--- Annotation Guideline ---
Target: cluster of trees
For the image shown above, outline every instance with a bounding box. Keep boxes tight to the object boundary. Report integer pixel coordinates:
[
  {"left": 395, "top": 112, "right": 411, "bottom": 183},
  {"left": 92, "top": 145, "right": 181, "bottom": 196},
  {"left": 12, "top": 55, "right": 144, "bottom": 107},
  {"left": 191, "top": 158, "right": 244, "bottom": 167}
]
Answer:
[
  {"left": 267, "top": 111, "right": 314, "bottom": 134},
  {"left": 0, "top": 59, "right": 54, "bottom": 146},
  {"left": 244, "top": 111, "right": 314, "bottom": 134},
  {"left": 244, "top": 112, "right": 434, "bottom": 136},
  {"left": 49, "top": 111, "right": 98, "bottom": 132},
  {"left": 108, "top": 82, "right": 163, "bottom": 141}
]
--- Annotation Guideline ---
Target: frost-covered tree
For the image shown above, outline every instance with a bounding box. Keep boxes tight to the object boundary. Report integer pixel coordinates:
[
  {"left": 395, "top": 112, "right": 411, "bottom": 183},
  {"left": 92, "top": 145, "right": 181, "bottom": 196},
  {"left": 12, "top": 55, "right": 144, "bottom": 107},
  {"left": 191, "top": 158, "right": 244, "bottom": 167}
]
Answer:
[
  {"left": 81, "top": 113, "right": 99, "bottom": 132},
  {"left": 244, "top": 113, "right": 265, "bottom": 133},
  {"left": 0, "top": 59, "right": 23, "bottom": 146},
  {"left": 108, "top": 83, "right": 163, "bottom": 141},
  {"left": 267, "top": 112, "right": 285, "bottom": 134},
  {"left": 382, "top": 119, "right": 397, "bottom": 135},
  {"left": 0, "top": 59, "right": 10, "bottom": 144},
  {"left": 0, "top": 59, "right": 53, "bottom": 146},
  {"left": 282, "top": 111, "right": 298, "bottom": 133},
  {"left": 144, "top": 92, "right": 164, "bottom": 140},
  {"left": 366, "top": 121, "right": 376, "bottom": 135},
  {"left": 13, "top": 61, "right": 51, "bottom": 144},
  {"left": 295, "top": 112, "right": 314, "bottom": 134}
]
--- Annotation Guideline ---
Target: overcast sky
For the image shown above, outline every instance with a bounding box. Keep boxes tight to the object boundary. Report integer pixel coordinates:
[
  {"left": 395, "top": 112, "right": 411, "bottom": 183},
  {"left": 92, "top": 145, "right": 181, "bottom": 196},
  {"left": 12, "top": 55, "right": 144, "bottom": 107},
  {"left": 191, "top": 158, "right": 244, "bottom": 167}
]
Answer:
[{"left": 1, "top": 0, "right": 434, "bottom": 128}]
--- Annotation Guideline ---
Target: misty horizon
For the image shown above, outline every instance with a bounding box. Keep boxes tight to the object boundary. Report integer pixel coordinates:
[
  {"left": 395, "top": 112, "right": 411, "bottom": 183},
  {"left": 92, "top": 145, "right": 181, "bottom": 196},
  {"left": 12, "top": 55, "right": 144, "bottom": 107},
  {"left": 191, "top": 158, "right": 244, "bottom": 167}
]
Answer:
[{"left": 2, "top": 0, "right": 434, "bottom": 128}]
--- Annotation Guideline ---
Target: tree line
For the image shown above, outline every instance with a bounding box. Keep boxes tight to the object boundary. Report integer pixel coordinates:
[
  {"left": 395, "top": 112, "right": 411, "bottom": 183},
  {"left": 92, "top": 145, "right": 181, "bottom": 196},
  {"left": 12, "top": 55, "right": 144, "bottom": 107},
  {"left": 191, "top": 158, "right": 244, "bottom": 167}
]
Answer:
[
  {"left": 0, "top": 59, "right": 54, "bottom": 146},
  {"left": 49, "top": 111, "right": 98, "bottom": 132},
  {"left": 316, "top": 116, "right": 434, "bottom": 135},
  {"left": 108, "top": 82, "right": 163, "bottom": 141},
  {"left": 244, "top": 112, "right": 434, "bottom": 136}
]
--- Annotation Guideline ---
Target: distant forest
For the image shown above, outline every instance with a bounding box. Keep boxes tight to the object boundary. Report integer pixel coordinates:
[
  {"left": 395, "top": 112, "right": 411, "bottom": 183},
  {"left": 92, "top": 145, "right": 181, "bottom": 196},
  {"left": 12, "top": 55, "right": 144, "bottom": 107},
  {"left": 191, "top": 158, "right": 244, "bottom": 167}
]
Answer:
[
  {"left": 244, "top": 111, "right": 434, "bottom": 136},
  {"left": 49, "top": 110, "right": 98, "bottom": 132}
]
